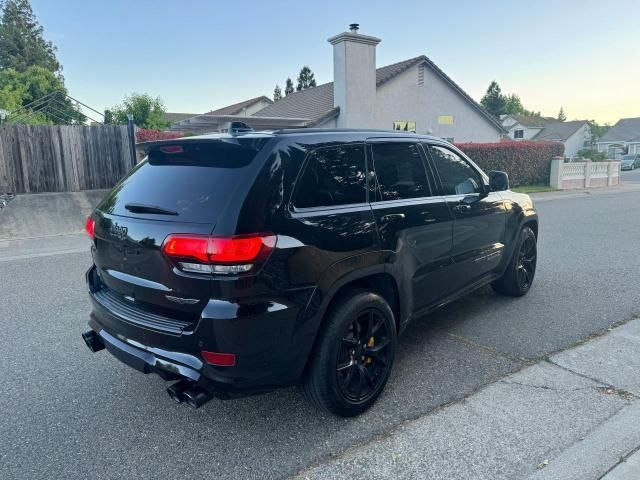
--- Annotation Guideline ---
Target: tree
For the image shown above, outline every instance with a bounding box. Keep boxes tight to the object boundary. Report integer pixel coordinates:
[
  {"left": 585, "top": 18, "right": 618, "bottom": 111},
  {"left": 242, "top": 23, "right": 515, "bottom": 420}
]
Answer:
[
  {"left": 0, "top": 0, "right": 61, "bottom": 74},
  {"left": 110, "top": 93, "right": 170, "bottom": 130},
  {"left": 273, "top": 84, "right": 282, "bottom": 101},
  {"left": 588, "top": 120, "right": 610, "bottom": 143},
  {"left": 503, "top": 93, "right": 525, "bottom": 115},
  {"left": 0, "top": 66, "right": 84, "bottom": 124},
  {"left": 296, "top": 66, "right": 316, "bottom": 91},
  {"left": 480, "top": 81, "right": 507, "bottom": 118},
  {"left": 557, "top": 107, "right": 566, "bottom": 121},
  {"left": 284, "top": 77, "right": 294, "bottom": 96}
]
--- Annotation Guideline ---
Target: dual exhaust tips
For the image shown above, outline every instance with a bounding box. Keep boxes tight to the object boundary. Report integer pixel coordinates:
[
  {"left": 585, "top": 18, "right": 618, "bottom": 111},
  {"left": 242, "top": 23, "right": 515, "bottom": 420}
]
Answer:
[
  {"left": 82, "top": 330, "right": 212, "bottom": 409},
  {"left": 167, "top": 379, "right": 212, "bottom": 409}
]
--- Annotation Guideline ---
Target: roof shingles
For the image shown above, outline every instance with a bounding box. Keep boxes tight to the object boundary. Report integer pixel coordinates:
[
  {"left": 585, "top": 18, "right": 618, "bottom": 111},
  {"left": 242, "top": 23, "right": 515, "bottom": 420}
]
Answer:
[
  {"left": 207, "top": 95, "right": 272, "bottom": 115},
  {"left": 533, "top": 120, "right": 588, "bottom": 142},
  {"left": 598, "top": 117, "right": 640, "bottom": 143}
]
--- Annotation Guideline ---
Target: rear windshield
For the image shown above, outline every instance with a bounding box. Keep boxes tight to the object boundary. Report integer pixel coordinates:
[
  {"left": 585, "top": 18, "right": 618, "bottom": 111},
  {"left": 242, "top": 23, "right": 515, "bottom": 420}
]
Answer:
[{"left": 99, "top": 139, "right": 268, "bottom": 223}]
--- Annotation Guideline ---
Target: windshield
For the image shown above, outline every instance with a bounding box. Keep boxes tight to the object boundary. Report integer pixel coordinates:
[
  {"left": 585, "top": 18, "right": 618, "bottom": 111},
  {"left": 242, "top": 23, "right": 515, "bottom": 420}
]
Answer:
[
  {"left": 622, "top": 155, "right": 635, "bottom": 160},
  {"left": 98, "top": 139, "right": 268, "bottom": 223}
]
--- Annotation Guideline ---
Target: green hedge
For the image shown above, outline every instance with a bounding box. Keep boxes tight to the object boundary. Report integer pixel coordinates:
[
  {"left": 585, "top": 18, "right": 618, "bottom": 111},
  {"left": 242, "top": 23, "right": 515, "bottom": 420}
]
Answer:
[{"left": 455, "top": 141, "right": 564, "bottom": 186}]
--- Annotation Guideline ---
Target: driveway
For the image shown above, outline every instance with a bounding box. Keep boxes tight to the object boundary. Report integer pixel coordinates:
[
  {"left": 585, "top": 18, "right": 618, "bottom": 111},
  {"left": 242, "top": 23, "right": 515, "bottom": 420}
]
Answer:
[{"left": 1, "top": 186, "right": 639, "bottom": 479}]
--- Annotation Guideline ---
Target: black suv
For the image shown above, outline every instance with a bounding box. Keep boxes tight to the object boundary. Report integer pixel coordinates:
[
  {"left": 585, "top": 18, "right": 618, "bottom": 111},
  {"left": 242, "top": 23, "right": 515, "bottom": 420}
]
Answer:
[{"left": 82, "top": 129, "right": 538, "bottom": 416}]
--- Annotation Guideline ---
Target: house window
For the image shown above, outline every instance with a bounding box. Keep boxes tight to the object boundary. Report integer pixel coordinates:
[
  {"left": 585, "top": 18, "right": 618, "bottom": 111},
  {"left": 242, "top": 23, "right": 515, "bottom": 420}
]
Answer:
[
  {"left": 438, "top": 115, "right": 454, "bottom": 125},
  {"left": 417, "top": 65, "right": 425, "bottom": 86},
  {"left": 514, "top": 129, "right": 524, "bottom": 139},
  {"left": 393, "top": 121, "right": 416, "bottom": 132}
]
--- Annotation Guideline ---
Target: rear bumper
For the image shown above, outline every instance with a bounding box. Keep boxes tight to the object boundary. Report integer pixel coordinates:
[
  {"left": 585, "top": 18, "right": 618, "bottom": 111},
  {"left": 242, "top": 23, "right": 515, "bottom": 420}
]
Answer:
[{"left": 86, "top": 266, "right": 317, "bottom": 393}]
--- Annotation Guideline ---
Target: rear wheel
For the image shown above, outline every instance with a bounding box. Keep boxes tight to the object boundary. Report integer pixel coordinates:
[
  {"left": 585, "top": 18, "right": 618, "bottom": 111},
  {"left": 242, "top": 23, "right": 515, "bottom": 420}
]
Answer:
[
  {"left": 300, "top": 290, "right": 396, "bottom": 417},
  {"left": 492, "top": 226, "right": 537, "bottom": 297}
]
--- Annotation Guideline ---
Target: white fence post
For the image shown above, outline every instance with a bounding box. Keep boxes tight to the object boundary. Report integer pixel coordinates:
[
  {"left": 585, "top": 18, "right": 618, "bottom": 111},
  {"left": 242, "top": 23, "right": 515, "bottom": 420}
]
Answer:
[
  {"left": 583, "top": 160, "right": 592, "bottom": 188},
  {"left": 550, "top": 157, "right": 563, "bottom": 189}
]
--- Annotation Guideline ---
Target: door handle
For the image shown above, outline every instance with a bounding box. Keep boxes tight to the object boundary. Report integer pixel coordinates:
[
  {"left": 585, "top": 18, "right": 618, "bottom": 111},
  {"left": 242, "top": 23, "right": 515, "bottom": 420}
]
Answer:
[
  {"left": 380, "top": 213, "right": 405, "bottom": 223},
  {"left": 420, "top": 211, "right": 437, "bottom": 223},
  {"left": 452, "top": 204, "right": 471, "bottom": 213}
]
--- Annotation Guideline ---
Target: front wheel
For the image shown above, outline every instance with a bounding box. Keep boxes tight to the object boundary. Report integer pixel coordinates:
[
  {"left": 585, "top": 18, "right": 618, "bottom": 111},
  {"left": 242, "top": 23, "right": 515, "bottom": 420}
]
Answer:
[
  {"left": 492, "top": 226, "right": 537, "bottom": 297},
  {"left": 300, "top": 290, "right": 397, "bottom": 417}
]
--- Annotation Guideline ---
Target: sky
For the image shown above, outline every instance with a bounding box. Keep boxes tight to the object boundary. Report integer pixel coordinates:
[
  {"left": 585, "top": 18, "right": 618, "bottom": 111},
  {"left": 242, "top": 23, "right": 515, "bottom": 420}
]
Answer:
[{"left": 30, "top": 0, "right": 640, "bottom": 124}]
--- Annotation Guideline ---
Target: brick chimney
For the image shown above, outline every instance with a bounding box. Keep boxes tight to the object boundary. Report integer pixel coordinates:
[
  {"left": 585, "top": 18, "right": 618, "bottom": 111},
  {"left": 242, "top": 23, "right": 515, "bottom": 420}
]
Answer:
[{"left": 328, "top": 24, "right": 381, "bottom": 128}]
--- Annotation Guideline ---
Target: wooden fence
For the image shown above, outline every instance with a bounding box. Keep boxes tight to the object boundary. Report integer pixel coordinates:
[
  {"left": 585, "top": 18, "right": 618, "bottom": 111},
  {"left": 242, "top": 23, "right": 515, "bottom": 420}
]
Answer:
[{"left": 0, "top": 125, "right": 135, "bottom": 194}]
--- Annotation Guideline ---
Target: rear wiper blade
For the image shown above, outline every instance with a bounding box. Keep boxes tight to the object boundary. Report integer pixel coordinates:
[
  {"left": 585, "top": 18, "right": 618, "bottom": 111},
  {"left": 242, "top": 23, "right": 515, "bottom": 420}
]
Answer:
[{"left": 124, "top": 203, "right": 179, "bottom": 216}]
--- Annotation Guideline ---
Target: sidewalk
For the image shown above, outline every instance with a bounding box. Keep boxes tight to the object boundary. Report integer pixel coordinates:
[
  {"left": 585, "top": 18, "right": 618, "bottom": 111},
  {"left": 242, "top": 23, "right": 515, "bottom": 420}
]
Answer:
[
  {"left": 530, "top": 181, "right": 640, "bottom": 202},
  {"left": 293, "top": 319, "right": 640, "bottom": 480}
]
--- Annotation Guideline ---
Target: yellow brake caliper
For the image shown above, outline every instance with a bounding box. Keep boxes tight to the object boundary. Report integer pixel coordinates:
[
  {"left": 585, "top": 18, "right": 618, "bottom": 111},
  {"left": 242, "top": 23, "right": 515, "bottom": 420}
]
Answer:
[{"left": 366, "top": 336, "right": 374, "bottom": 364}]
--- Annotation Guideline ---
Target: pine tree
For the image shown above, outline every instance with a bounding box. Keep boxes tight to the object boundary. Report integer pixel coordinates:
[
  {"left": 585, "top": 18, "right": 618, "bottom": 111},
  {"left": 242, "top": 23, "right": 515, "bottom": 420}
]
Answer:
[
  {"left": 273, "top": 85, "right": 282, "bottom": 101},
  {"left": 557, "top": 107, "right": 566, "bottom": 121},
  {"left": 480, "top": 81, "right": 507, "bottom": 118},
  {"left": 0, "top": 0, "right": 61, "bottom": 73},
  {"left": 284, "top": 77, "right": 294, "bottom": 96},
  {"left": 296, "top": 66, "right": 316, "bottom": 91}
]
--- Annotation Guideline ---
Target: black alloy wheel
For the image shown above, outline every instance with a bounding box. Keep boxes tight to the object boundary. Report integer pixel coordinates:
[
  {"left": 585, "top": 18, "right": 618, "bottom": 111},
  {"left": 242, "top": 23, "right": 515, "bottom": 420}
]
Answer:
[
  {"left": 300, "top": 289, "right": 397, "bottom": 417},
  {"left": 516, "top": 233, "right": 537, "bottom": 290},
  {"left": 336, "top": 308, "right": 392, "bottom": 403},
  {"left": 492, "top": 226, "right": 537, "bottom": 297}
]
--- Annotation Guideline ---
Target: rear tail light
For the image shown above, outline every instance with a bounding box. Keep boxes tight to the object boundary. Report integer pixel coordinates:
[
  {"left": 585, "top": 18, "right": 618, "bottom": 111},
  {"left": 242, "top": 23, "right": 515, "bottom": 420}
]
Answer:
[
  {"left": 201, "top": 351, "right": 236, "bottom": 367},
  {"left": 161, "top": 233, "right": 276, "bottom": 275},
  {"left": 85, "top": 216, "right": 95, "bottom": 240}
]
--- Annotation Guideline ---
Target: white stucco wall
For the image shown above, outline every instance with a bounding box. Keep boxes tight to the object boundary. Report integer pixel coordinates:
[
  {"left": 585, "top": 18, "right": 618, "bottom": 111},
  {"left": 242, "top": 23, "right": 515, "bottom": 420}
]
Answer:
[
  {"left": 563, "top": 124, "right": 591, "bottom": 157},
  {"left": 373, "top": 64, "right": 502, "bottom": 143}
]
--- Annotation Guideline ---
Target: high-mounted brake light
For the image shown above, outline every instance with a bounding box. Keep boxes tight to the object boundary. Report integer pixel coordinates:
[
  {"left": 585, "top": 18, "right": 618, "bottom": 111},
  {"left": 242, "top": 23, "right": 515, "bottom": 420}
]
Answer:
[
  {"left": 159, "top": 145, "right": 183, "bottom": 154},
  {"left": 85, "top": 216, "right": 95, "bottom": 240},
  {"left": 161, "top": 233, "right": 276, "bottom": 275}
]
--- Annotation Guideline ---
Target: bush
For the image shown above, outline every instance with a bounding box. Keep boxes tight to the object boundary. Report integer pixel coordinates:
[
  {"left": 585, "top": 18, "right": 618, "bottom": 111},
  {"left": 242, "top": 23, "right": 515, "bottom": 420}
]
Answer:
[
  {"left": 135, "top": 128, "right": 183, "bottom": 143},
  {"left": 455, "top": 141, "right": 564, "bottom": 186},
  {"left": 576, "top": 148, "right": 607, "bottom": 162}
]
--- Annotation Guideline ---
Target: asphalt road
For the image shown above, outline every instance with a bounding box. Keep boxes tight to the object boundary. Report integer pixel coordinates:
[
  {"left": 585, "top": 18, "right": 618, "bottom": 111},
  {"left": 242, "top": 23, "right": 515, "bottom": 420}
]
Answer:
[{"left": 1, "top": 176, "right": 639, "bottom": 480}]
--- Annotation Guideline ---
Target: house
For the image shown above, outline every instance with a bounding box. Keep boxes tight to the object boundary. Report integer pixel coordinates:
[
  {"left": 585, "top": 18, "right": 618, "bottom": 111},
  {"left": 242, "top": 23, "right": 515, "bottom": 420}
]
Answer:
[
  {"left": 596, "top": 117, "right": 640, "bottom": 158},
  {"left": 501, "top": 114, "right": 591, "bottom": 157},
  {"left": 501, "top": 114, "right": 555, "bottom": 140},
  {"left": 171, "top": 25, "right": 505, "bottom": 143}
]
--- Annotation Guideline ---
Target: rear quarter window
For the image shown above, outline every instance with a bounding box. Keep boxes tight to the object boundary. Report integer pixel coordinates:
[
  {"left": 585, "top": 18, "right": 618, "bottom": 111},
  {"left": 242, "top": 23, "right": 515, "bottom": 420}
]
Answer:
[{"left": 293, "top": 144, "right": 367, "bottom": 209}]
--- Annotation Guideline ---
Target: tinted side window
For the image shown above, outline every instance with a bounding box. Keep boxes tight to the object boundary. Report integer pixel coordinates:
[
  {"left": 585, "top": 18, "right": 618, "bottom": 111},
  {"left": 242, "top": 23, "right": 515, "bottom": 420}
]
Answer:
[
  {"left": 294, "top": 144, "right": 367, "bottom": 208},
  {"left": 428, "top": 145, "right": 483, "bottom": 195},
  {"left": 371, "top": 142, "right": 430, "bottom": 201}
]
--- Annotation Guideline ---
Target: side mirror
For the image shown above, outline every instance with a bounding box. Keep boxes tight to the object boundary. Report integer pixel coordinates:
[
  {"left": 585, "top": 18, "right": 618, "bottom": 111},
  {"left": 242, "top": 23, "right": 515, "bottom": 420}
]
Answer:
[{"left": 488, "top": 171, "right": 509, "bottom": 192}]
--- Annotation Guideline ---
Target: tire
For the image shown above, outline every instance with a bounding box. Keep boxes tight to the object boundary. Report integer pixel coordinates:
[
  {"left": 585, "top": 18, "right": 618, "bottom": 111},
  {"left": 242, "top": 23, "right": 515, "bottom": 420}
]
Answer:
[
  {"left": 492, "top": 226, "right": 537, "bottom": 297},
  {"left": 300, "top": 289, "right": 397, "bottom": 417}
]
